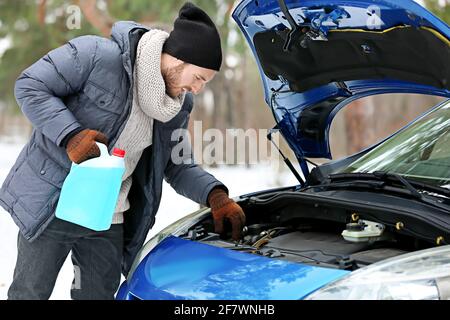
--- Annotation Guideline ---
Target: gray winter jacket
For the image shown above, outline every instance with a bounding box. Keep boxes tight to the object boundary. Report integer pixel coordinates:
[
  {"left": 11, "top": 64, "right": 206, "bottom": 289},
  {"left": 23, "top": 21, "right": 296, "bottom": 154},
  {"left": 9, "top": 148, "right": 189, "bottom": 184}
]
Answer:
[{"left": 0, "top": 21, "right": 226, "bottom": 276}]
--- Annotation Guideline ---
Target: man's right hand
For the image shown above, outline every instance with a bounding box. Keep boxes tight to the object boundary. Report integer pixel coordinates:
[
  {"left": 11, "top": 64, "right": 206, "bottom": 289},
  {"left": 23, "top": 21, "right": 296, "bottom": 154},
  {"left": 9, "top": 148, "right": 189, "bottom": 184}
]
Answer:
[{"left": 66, "top": 129, "right": 109, "bottom": 164}]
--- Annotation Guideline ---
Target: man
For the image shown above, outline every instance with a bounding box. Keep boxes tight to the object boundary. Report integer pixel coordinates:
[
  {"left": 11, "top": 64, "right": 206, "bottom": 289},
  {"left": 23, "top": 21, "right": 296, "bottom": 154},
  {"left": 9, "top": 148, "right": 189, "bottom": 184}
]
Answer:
[{"left": 0, "top": 2, "right": 246, "bottom": 300}]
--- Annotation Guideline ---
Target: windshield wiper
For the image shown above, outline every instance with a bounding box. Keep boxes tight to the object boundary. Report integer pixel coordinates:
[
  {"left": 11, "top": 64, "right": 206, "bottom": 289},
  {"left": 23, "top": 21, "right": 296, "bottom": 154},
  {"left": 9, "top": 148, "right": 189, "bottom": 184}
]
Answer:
[
  {"left": 329, "top": 171, "right": 450, "bottom": 199},
  {"left": 314, "top": 171, "right": 450, "bottom": 213}
]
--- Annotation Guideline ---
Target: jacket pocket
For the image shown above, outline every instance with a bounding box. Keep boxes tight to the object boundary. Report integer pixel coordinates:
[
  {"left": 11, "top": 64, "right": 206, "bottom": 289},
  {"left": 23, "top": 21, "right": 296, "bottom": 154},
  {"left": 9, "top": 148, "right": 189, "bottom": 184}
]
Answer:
[
  {"left": 83, "top": 80, "right": 123, "bottom": 115},
  {"left": 26, "top": 144, "right": 68, "bottom": 187},
  {"left": 7, "top": 144, "right": 67, "bottom": 219}
]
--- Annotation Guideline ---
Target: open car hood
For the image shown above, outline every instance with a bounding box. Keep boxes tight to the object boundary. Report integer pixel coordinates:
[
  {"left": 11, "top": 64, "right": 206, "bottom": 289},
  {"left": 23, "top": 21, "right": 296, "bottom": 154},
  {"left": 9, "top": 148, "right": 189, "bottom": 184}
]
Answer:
[{"left": 232, "top": 0, "right": 450, "bottom": 174}]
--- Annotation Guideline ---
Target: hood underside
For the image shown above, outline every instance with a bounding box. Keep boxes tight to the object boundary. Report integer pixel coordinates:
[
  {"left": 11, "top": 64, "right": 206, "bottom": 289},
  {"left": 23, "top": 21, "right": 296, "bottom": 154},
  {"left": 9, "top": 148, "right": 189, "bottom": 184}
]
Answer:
[
  {"left": 254, "top": 25, "right": 449, "bottom": 93},
  {"left": 232, "top": 0, "right": 450, "bottom": 163}
]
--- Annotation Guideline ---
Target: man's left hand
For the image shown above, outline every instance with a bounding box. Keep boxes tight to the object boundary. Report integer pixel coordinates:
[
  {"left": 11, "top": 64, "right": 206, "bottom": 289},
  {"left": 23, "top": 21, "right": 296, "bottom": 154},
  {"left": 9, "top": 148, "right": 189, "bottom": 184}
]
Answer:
[{"left": 208, "top": 188, "right": 246, "bottom": 241}]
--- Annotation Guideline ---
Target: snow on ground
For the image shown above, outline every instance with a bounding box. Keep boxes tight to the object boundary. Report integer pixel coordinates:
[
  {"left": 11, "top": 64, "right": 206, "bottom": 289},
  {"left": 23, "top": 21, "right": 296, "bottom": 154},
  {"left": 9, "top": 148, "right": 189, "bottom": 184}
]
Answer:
[{"left": 0, "top": 140, "right": 298, "bottom": 300}]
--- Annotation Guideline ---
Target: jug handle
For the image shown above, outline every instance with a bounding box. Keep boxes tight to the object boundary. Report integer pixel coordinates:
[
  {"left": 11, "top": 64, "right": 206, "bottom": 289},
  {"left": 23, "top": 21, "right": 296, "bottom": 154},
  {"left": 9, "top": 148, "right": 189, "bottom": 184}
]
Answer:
[
  {"left": 71, "top": 142, "right": 109, "bottom": 168},
  {"left": 95, "top": 142, "right": 109, "bottom": 158}
]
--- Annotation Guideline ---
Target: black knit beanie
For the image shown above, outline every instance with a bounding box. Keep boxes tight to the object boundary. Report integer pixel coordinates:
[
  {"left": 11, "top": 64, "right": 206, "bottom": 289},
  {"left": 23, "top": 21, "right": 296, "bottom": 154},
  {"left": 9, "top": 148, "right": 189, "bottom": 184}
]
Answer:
[{"left": 163, "top": 2, "right": 222, "bottom": 71}]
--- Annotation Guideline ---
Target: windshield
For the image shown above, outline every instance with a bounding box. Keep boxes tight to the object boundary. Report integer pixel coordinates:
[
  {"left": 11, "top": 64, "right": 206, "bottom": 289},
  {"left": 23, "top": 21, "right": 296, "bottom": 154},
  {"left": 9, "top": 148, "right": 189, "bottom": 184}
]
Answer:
[{"left": 340, "top": 99, "right": 450, "bottom": 188}]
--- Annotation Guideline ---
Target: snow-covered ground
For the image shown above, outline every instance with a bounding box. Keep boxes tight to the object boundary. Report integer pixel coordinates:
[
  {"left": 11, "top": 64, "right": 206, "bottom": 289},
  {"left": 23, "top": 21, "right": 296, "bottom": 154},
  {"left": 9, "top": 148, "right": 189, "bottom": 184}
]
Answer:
[{"left": 0, "top": 140, "right": 298, "bottom": 300}]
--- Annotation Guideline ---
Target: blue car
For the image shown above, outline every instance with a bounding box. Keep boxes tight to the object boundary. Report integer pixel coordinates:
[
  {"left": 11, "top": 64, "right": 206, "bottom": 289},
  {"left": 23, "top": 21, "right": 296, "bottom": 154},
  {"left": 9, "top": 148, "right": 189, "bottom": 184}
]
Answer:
[{"left": 117, "top": 0, "right": 450, "bottom": 300}]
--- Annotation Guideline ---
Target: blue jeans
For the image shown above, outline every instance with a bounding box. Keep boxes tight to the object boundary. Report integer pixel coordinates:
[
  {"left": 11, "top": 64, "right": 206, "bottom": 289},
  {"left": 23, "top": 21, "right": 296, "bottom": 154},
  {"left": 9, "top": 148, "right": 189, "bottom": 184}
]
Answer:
[{"left": 8, "top": 217, "right": 123, "bottom": 300}]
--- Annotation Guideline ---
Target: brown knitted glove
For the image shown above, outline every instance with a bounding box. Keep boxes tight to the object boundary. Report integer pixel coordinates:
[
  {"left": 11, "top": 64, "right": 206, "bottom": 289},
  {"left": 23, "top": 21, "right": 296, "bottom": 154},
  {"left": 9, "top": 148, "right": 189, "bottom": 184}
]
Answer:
[
  {"left": 66, "top": 129, "right": 109, "bottom": 164},
  {"left": 208, "top": 188, "right": 246, "bottom": 241}
]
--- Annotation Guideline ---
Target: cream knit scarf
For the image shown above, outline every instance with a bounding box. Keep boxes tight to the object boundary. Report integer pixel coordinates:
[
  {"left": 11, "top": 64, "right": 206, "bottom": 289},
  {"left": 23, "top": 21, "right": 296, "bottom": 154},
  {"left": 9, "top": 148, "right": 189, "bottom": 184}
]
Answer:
[
  {"left": 112, "top": 29, "right": 184, "bottom": 223},
  {"left": 134, "top": 29, "right": 184, "bottom": 121}
]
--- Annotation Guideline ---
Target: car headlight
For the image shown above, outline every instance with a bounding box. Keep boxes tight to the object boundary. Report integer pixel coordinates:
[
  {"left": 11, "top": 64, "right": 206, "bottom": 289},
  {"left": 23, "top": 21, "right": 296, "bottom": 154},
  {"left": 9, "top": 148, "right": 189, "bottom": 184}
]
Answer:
[
  {"left": 126, "top": 207, "right": 211, "bottom": 280},
  {"left": 305, "top": 245, "right": 450, "bottom": 300}
]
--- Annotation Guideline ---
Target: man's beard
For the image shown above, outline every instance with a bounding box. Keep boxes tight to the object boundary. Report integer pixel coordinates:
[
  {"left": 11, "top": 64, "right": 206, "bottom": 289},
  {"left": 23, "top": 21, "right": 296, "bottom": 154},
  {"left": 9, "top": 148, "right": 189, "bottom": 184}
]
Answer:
[{"left": 162, "top": 63, "right": 186, "bottom": 98}]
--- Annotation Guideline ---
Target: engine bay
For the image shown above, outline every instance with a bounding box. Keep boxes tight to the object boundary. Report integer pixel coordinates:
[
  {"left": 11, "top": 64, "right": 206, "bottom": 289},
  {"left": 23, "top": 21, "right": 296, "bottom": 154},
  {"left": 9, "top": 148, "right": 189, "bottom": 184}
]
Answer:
[
  {"left": 182, "top": 219, "right": 410, "bottom": 270},
  {"left": 180, "top": 193, "right": 444, "bottom": 271}
]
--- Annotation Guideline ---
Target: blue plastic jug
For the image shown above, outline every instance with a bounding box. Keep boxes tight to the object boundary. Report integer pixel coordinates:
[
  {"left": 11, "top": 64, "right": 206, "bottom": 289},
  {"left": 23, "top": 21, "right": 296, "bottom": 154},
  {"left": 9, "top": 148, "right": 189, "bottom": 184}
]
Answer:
[{"left": 55, "top": 143, "right": 125, "bottom": 231}]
